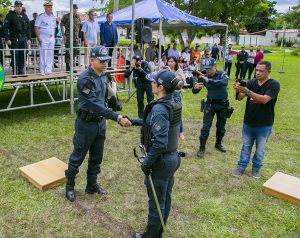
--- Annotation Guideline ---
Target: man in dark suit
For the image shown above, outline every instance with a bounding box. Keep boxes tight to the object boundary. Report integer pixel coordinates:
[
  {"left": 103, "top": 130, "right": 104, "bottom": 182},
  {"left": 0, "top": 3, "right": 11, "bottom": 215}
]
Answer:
[{"left": 100, "top": 13, "right": 118, "bottom": 67}]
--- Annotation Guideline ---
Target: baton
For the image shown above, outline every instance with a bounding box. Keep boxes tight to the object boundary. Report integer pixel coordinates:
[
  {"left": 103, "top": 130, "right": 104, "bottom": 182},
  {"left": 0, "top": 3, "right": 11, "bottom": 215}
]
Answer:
[{"left": 133, "top": 145, "right": 167, "bottom": 234}]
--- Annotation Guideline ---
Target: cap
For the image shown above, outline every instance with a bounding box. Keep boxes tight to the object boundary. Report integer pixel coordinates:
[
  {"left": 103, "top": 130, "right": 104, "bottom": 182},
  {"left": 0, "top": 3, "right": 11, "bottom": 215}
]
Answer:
[
  {"left": 14, "top": 0, "right": 23, "bottom": 6},
  {"left": 203, "top": 58, "right": 216, "bottom": 69},
  {"left": 147, "top": 70, "right": 177, "bottom": 91},
  {"left": 73, "top": 4, "right": 78, "bottom": 9},
  {"left": 132, "top": 55, "right": 141, "bottom": 61},
  {"left": 43, "top": 1, "right": 53, "bottom": 6},
  {"left": 90, "top": 45, "right": 112, "bottom": 61}
]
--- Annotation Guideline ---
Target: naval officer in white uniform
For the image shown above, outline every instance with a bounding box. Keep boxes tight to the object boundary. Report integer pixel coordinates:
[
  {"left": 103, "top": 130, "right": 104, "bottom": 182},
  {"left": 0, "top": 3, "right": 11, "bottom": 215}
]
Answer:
[{"left": 34, "top": 1, "right": 56, "bottom": 75}]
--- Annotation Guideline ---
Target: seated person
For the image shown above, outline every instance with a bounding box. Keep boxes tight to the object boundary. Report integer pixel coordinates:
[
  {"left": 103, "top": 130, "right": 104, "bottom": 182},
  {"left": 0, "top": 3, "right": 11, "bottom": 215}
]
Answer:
[{"left": 107, "top": 73, "right": 122, "bottom": 112}]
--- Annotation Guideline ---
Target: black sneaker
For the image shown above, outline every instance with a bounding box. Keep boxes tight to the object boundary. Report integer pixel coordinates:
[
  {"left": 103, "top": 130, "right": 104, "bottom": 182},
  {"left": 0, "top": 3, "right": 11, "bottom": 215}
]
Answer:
[
  {"left": 215, "top": 143, "right": 226, "bottom": 153},
  {"left": 252, "top": 170, "right": 261, "bottom": 179},
  {"left": 133, "top": 232, "right": 144, "bottom": 238},
  {"left": 233, "top": 168, "right": 244, "bottom": 177},
  {"left": 66, "top": 188, "right": 76, "bottom": 202},
  {"left": 197, "top": 148, "right": 205, "bottom": 158},
  {"left": 85, "top": 184, "right": 108, "bottom": 195}
]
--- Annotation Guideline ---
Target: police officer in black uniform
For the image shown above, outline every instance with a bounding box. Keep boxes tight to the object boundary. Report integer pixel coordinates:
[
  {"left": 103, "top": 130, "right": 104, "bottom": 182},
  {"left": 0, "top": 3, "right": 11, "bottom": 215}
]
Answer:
[
  {"left": 65, "top": 46, "right": 131, "bottom": 202},
  {"left": 128, "top": 70, "right": 183, "bottom": 238},
  {"left": 125, "top": 55, "right": 153, "bottom": 118},
  {"left": 3, "top": 1, "right": 31, "bottom": 75},
  {"left": 192, "top": 58, "right": 229, "bottom": 158}
]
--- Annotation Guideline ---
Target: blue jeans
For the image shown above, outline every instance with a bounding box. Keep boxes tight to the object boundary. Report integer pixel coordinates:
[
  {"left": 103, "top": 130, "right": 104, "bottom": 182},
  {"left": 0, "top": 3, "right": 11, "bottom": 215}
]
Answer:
[{"left": 238, "top": 123, "right": 272, "bottom": 171}]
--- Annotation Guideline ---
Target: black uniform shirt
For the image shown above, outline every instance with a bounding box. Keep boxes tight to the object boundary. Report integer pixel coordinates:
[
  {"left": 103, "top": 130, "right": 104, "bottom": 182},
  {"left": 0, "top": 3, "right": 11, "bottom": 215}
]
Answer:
[
  {"left": 244, "top": 78, "right": 280, "bottom": 127},
  {"left": 4, "top": 10, "right": 30, "bottom": 40}
]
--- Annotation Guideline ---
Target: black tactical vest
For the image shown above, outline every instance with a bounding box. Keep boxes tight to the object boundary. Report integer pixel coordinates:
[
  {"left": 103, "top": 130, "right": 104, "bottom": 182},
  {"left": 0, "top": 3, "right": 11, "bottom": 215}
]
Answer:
[{"left": 141, "top": 98, "right": 182, "bottom": 152}]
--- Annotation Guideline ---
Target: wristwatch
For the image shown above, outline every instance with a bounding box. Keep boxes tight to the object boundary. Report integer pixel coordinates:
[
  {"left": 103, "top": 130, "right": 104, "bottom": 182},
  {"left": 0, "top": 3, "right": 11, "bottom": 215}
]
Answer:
[
  {"left": 246, "top": 89, "right": 252, "bottom": 96},
  {"left": 117, "top": 115, "right": 122, "bottom": 123}
]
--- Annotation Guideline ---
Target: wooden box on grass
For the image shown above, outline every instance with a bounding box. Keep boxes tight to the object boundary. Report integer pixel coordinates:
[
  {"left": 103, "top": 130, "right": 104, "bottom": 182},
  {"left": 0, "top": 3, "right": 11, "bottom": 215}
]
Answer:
[
  {"left": 263, "top": 172, "right": 300, "bottom": 206},
  {"left": 20, "top": 157, "right": 67, "bottom": 191}
]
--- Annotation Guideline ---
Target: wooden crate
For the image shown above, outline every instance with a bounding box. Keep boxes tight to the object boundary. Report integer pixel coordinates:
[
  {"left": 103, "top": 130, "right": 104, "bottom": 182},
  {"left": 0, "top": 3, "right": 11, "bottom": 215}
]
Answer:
[
  {"left": 20, "top": 157, "right": 68, "bottom": 191},
  {"left": 263, "top": 172, "right": 300, "bottom": 206}
]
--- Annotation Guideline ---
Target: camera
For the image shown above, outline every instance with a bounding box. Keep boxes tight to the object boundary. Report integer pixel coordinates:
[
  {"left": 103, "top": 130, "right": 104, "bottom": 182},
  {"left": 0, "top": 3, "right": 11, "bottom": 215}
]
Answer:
[
  {"left": 135, "top": 62, "right": 141, "bottom": 68},
  {"left": 236, "top": 79, "right": 247, "bottom": 87}
]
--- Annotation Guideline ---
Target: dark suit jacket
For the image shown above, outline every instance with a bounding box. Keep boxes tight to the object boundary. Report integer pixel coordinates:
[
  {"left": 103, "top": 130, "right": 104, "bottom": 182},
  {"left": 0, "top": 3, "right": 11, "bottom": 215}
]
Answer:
[{"left": 100, "top": 21, "right": 118, "bottom": 47}]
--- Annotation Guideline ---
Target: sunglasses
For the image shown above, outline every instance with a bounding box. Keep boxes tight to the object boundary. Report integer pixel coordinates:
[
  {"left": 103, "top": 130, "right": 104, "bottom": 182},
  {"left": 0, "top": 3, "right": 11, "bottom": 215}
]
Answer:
[{"left": 99, "top": 60, "right": 109, "bottom": 64}]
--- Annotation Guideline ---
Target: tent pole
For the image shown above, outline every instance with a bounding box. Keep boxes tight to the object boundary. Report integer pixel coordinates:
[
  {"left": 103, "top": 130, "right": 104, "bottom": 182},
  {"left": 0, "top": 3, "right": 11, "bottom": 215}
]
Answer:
[
  {"left": 70, "top": 0, "right": 74, "bottom": 115},
  {"left": 223, "top": 25, "right": 228, "bottom": 70},
  {"left": 129, "top": 0, "right": 135, "bottom": 99},
  {"left": 158, "top": 18, "right": 162, "bottom": 64}
]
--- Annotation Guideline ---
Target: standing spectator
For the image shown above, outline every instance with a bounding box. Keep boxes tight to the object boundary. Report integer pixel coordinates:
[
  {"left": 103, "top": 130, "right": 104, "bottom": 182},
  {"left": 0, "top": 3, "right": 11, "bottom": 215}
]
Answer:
[
  {"left": 124, "top": 55, "right": 153, "bottom": 118},
  {"left": 192, "top": 58, "right": 229, "bottom": 158},
  {"left": 81, "top": 9, "right": 100, "bottom": 67},
  {"left": 145, "top": 40, "right": 157, "bottom": 62},
  {"left": 181, "top": 47, "right": 190, "bottom": 63},
  {"left": 159, "top": 54, "right": 167, "bottom": 68},
  {"left": 184, "top": 56, "right": 198, "bottom": 88},
  {"left": 54, "top": 18, "right": 63, "bottom": 68},
  {"left": 254, "top": 46, "right": 264, "bottom": 69},
  {"left": 192, "top": 45, "right": 202, "bottom": 64},
  {"left": 164, "top": 43, "right": 170, "bottom": 57},
  {"left": 245, "top": 45, "right": 256, "bottom": 80},
  {"left": 166, "top": 56, "right": 186, "bottom": 139},
  {"left": 61, "top": 4, "right": 81, "bottom": 72},
  {"left": 148, "top": 56, "right": 160, "bottom": 73},
  {"left": 133, "top": 44, "right": 142, "bottom": 58},
  {"left": 30, "top": 13, "right": 38, "bottom": 40},
  {"left": 217, "top": 43, "right": 222, "bottom": 60},
  {"left": 204, "top": 43, "right": 210, "bottom": 52},
  {"left": 0, "top": 14, "right": 4, "bottom": 67},
  {"left": 167, "top": 42, "right": 180, "bottom": 59},
  {"left": 224, "top": 44, "right": 234, "bottom": 78},
  {"left": 155, "top": 39, "right": 164, "bottom": 57},
  {"left": 4, "top": 0, "right": 31, "bottom": 75},
  {"left": 200, "top": 49, "right": 211, "bottom": 72},
  {"left": 100, "top": 13, "right": 118, "bottom": 67},
  {"left": 235, "top": 45, "right": 248, "bottom": 80},
  {"left": 233, "top": 61, "right": 280, "bottom": 178},
  {"left": 211, "top": 43, "right": 219, "bottom": 60},
  {"left": 35, "top": 1, "right": 56, "bottom": 75}
]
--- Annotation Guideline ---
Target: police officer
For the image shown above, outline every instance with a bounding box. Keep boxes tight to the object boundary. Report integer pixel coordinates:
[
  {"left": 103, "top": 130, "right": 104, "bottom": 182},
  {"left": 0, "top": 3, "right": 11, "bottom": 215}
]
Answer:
[
  {"left": 128, "top": 70, "right": 183, "bottom": 238},
  {"left": 34, "top": 1, "right": 56, "bottom": 75},
  {"left": 192, "top": 58, "right": 229, "bottom": 158},
  {"left": 3, "top": 0, "right": 31, "bottom": 75},
  {"left": 124, "top": 55, "right": 153, "bottom": 118},
  {"left": 65, "top": 46, "right": 131, "bottom": 202},
  {"left": 61, "top": 4, "right": 81, "bottom": 72},
  {"left": 235, "top": 45, "right": 249, "bottom": 80}
]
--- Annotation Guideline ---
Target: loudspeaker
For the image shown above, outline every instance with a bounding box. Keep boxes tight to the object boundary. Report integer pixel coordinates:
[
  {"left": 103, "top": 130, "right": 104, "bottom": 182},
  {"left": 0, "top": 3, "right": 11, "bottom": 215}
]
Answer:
[{"left": 136, "top": 18, "right": 152, "bottom": 44}]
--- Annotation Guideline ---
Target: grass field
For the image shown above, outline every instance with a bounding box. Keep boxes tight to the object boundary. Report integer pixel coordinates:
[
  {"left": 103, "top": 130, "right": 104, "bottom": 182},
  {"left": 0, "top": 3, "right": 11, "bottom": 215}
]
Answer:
[{"left": 0, "top": 51, "right": 299, "bottom": 238}]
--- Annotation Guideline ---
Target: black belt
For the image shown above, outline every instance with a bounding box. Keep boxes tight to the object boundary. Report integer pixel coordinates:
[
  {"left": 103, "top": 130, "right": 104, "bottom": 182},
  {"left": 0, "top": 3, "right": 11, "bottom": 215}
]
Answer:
[
  {"left": 206, "top": 98, "right": 228, "bottom": 104},
  {"left": 77, "top": 109, "right": 103, "bottom": 122}
]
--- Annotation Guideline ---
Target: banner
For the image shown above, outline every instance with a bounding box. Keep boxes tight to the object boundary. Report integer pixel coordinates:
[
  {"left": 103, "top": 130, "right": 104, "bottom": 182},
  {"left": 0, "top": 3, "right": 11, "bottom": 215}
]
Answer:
[{"left": 0, "top": 63, "right": 4, "bottom": 92}]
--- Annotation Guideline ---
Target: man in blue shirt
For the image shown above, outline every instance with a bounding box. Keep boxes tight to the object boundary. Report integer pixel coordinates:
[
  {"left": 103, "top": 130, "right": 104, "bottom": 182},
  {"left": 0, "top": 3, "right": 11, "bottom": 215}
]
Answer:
[
  {"left": 193, "top": 58, "right": 229, "bottom": 158},
  {"left": 65, "top": 46, "right": 131, "bottom": 202},
  {"left": 167, "top": 42, "right": 180, "bottom": 59},
  {"left": 100, "top": 13, "right": 118, "bottom": 67},
  {"left": 82, "top": 9, "right": 100, "bottom": 67}
]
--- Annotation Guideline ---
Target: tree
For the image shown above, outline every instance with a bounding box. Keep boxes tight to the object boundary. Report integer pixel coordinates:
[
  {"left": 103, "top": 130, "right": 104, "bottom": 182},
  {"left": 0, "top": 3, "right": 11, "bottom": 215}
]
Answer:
[
  {"left": 242, "top": 1, "right": 277, "bottom": 33},
  {"left": 0, "top": 0, "right": 10, "bottom": 20},
  {"left": 104, "top": 0, "right": 277, "bottom": 48}
]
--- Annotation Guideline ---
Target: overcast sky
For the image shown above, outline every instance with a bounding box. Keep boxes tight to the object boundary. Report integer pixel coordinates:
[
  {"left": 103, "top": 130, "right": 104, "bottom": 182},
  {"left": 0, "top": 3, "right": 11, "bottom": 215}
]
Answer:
[{"left": 20, "top": 0, "right": 298, "bottom": 20}]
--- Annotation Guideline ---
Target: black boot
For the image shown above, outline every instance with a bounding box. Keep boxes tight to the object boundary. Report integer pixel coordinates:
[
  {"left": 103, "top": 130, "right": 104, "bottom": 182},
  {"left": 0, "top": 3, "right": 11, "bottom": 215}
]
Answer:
[
  {"left": 65, "top": 179, "right": 76, "bottom": 202},
  {"left": 132, "top": 232, "right": 144, "bottom": 238},
  {"left": 215, "top": 139, "right": 226, "bottom": 153},
  {"left": 85, "top": 183, "right": 108, "bottom": 195},
  {"left": 197, "top": 139, "right": 206, "bottom": 158}
]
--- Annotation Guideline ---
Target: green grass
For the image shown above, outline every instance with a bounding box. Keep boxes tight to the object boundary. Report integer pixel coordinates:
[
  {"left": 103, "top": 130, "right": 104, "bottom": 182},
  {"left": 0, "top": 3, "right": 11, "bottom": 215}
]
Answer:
[{"left": 0, "top": 50, "right": 300, "bottom": 237}]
